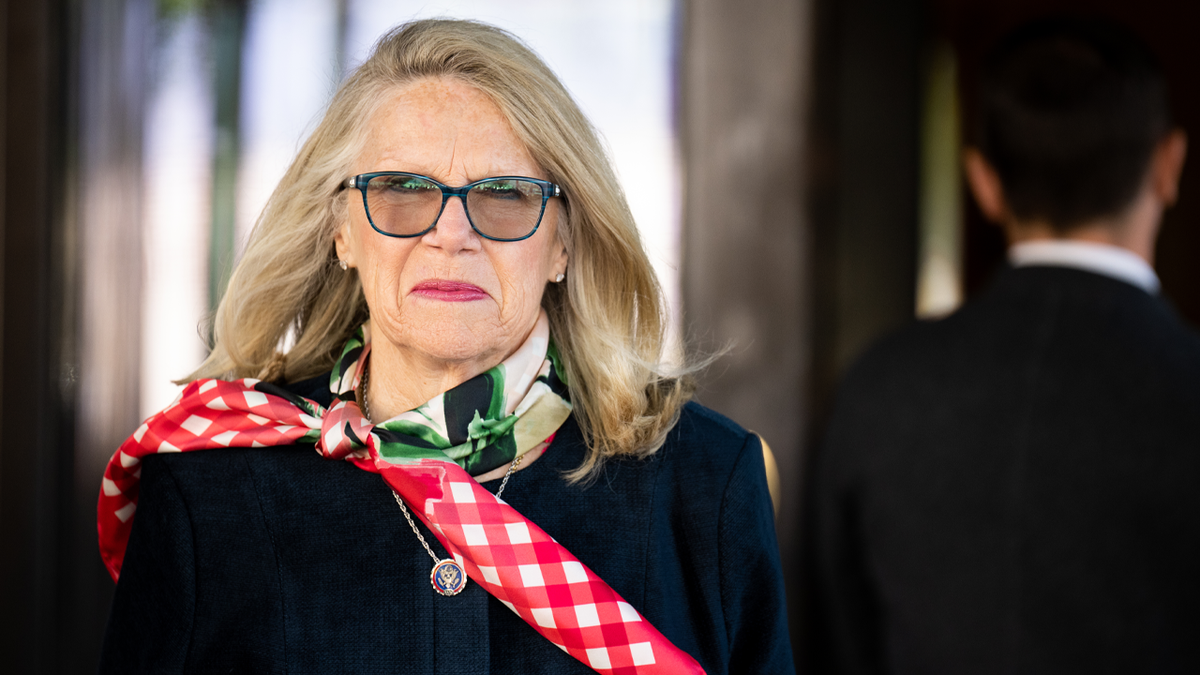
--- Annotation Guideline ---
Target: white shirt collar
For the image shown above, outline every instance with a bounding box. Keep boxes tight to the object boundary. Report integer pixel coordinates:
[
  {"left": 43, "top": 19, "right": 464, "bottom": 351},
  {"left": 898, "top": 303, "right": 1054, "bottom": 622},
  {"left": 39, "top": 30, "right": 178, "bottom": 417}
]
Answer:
[{"left": 1007, "top": 240, "right": 1160, "bottom": 294}]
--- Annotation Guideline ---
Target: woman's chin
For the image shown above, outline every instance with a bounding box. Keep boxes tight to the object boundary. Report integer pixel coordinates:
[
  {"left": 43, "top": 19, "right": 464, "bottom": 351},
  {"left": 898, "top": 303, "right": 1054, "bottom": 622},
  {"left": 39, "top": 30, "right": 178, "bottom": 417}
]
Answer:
[
  {"left": 422, "top": 339, "right": 501, "bottom": 363},
  {"left": 391, "top": 322, "right": 512, "bottom": 371}
]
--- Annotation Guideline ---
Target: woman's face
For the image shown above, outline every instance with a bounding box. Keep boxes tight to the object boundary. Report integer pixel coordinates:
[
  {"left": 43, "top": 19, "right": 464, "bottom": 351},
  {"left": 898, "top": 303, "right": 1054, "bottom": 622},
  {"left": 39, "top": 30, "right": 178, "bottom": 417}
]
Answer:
[{"left": 335, "top": 78, "right": 568, "bottom": 376}]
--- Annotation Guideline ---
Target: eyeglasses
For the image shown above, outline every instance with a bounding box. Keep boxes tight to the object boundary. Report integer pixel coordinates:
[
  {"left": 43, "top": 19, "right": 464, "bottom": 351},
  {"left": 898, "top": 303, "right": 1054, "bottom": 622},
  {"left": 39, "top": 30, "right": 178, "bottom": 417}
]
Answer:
[{"left": 342, "top": 171, "right": 562, "bottom": 242}]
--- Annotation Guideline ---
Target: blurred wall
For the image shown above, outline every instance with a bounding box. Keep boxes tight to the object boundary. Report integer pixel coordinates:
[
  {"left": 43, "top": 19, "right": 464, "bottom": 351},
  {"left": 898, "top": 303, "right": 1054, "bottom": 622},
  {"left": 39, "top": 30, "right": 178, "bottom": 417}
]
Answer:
[
  {"left": 2, "top": 0, "right": 152, "bottom": 671},
  {"left": 1, "top": 0, "right": 78, "bottom": 671},
  {"left": 679, "top": 1, "right": 924, "bottom": 668},
  {"left": 678, "top": 0, "right": 812, "bottom": 599}
]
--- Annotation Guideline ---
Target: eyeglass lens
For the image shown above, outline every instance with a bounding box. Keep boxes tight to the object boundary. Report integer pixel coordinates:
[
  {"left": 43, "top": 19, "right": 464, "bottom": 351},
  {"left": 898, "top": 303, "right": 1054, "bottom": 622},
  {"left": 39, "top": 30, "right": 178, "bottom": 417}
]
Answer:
[{"left": 364, "top": 174, "right": 547, "bottom": 240}]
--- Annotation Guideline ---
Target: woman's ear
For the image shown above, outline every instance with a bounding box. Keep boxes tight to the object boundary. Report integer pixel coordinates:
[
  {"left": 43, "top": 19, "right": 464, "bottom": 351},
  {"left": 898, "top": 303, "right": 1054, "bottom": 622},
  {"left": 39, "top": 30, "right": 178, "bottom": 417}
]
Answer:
[
  {"left": 333, "top": 220, "right": 355, "bottom": 268},
  {"left": 547, "top": 237, "right": 569, "bottom": 283},
  {"left": 546, "top": 207, "right": 569, "bottom": 282}
]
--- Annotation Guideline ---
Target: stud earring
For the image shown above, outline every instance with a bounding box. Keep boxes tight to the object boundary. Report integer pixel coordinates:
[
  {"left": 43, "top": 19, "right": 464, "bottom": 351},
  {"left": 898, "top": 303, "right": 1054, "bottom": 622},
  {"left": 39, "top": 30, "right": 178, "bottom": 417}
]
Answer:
[
  {"left": 339, "top": 260, "right": 349, "bottom": 271},
  {"left": 555, "top": 273, "right": 564, "bottom": 283}
]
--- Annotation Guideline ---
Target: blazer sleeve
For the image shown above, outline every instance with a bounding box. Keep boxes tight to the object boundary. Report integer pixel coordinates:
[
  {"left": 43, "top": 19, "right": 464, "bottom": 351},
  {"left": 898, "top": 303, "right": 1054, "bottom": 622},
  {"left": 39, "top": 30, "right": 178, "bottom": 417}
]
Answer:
[
  {"left": 99, "top": 455, "right": 197, "bottom": 673},
  {"left": 719, "top": 433, "right": 797, "bottom": 674},
  {"left": 98, "top": 451, "right": 288, "bottom": 674},
  {"left": 803, "top": 399, "right": 885, "bottom": 675}
]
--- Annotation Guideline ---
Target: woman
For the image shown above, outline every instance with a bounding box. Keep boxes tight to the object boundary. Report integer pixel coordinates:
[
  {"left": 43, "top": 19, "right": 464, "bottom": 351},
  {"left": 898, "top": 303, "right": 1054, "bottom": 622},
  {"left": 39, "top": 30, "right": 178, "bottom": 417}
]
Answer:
[{"left": 99, "top": 19, "right": 792, "bottom": 674}]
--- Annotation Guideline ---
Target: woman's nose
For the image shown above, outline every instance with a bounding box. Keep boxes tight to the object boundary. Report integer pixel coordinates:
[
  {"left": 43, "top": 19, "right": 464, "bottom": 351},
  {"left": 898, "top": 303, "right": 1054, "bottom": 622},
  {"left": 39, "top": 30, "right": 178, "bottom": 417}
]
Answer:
[{"left": 422, "top": 196, "right": 480, "bottom": 251}]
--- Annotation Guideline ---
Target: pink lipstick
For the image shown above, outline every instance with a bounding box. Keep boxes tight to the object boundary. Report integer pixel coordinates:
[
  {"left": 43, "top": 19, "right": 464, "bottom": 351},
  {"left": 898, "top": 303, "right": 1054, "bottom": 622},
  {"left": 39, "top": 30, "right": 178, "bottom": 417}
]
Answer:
[{"left": 410, "top": 280, "right": 489, "bottom": 302}]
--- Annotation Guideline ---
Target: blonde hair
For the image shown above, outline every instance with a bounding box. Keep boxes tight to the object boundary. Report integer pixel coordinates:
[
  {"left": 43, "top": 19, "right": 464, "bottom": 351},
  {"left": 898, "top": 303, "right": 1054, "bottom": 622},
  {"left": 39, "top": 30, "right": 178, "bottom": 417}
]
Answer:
[{"left": 189, "top": 19, "right": 693, "bottom": 480}]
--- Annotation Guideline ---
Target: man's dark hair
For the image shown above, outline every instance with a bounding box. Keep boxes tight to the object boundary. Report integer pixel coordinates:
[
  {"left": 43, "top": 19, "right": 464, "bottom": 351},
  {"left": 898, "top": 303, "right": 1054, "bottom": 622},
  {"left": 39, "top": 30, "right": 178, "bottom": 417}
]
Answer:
[{"left": 975, "top": 17, "right": 1171, "bottom": 230}]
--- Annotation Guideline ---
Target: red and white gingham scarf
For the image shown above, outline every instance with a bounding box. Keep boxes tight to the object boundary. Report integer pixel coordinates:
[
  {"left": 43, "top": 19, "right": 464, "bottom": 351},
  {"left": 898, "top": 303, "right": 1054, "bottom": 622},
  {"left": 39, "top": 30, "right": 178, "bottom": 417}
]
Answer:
[{"left": 98, "top": 316, "right": 705, "bottom": 675}]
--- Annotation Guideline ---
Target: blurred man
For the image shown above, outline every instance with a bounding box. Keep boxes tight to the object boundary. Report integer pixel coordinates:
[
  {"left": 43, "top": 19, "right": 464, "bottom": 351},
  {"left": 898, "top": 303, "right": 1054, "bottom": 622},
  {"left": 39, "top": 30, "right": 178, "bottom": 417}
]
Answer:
[{"left": 805, "top": 18, "right": 1196, "bottom": 675}]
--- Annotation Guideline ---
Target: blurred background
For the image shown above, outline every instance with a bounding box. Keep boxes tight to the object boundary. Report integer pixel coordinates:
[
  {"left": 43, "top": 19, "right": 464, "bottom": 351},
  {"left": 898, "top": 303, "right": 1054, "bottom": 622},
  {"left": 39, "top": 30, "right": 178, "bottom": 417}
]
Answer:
[{"left": 1, "top": 0, "right": 1196, "bottom": 670}]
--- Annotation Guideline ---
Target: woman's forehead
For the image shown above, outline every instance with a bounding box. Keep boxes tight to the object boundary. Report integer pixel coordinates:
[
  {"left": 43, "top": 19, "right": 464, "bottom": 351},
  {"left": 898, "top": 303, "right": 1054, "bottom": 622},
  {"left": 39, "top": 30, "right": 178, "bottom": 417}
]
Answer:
[{"left": 358, "top": 78, "right": 544, "bottom": 182}]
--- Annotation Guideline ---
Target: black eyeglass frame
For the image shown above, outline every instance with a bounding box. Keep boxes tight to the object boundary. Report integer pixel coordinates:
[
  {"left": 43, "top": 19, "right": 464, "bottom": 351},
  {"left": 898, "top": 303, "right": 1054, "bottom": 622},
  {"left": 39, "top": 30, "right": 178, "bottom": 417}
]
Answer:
[{"left": 342, "top": 171, "right": 563, "bottom": 242}]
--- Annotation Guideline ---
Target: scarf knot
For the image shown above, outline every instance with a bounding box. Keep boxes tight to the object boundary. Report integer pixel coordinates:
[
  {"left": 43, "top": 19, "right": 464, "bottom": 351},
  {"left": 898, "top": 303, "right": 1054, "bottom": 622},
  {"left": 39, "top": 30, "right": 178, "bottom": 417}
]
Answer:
[
  {"left": 318, "top": 398, "right": 374, "bottom": 461},
  {"left": 466, "top": 410, "right": 520, "bottom": 448}
]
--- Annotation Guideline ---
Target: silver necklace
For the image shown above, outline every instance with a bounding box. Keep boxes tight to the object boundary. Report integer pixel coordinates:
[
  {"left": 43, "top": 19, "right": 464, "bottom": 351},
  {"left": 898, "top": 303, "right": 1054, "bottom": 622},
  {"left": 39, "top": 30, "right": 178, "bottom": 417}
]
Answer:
[{"left": 362, "top": 365, "right": 522, "bottom": 596}]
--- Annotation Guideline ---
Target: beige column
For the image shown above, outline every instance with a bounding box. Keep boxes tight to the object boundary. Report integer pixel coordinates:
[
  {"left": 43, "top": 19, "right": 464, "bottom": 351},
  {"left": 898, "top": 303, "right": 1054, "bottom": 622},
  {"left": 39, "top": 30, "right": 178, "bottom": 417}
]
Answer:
[{"left": 678, "top": 0, "right": 813, "bottom": 544}]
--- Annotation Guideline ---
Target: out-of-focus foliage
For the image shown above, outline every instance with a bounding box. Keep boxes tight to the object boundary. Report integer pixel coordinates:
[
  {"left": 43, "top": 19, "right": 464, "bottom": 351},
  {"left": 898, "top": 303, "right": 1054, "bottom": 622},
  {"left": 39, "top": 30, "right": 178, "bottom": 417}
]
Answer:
[
  {"left": 157, "top": 0, "right": 205, "bottom": 21},
  {"left": 157, "top": 0, "right": 247, "bottom": 22}
]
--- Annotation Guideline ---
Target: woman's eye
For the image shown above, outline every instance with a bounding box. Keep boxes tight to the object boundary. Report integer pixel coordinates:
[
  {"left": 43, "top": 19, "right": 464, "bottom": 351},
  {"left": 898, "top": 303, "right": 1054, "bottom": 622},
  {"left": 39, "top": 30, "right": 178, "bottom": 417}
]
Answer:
[
  {"left": 477, "top": 181, "right": 526, "bottom": 199},
  {"left": 378, "top": 177, "right": 436, "bottom": 193},
  {"left": 477, "top": 180, "right": 520, "bottom": 195}
]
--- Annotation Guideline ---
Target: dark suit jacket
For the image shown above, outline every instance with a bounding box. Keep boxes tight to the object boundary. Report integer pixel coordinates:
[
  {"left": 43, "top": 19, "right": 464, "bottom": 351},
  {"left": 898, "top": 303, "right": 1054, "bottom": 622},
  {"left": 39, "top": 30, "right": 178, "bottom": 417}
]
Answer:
[
  {"left": 99, "top": 390, "right": 795, "bottom": 674},
  {"left": 806, "top": 266, "right": 1200, "bottom": 674}
]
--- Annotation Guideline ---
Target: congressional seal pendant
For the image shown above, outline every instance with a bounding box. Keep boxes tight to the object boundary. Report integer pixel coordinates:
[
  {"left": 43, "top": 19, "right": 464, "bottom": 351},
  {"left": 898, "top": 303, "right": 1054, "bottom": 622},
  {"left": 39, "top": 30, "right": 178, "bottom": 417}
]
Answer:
[{"left": 431, "top": 558, "right": 467, "bottom": 596}]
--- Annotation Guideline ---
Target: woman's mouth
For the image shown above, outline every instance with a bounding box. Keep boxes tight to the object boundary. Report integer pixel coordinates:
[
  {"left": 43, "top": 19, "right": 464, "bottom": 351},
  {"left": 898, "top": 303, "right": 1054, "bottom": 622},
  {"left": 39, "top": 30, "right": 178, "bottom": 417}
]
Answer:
[{"left": 410, "top": 280, "right": 490, "bottom": 302}]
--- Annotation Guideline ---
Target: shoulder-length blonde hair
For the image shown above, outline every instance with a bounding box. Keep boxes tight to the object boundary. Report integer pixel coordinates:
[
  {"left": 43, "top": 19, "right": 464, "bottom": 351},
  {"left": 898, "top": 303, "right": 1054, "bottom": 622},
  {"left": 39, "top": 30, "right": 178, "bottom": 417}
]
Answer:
[{"left": 189, "top": 19, "right": 692, "bottom": 480}]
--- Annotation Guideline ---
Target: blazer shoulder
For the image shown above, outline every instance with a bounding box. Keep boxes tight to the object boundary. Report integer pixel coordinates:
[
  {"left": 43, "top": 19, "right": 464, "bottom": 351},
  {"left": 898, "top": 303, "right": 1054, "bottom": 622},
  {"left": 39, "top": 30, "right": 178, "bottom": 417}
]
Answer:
[
  {"left": 144, "top": 444, "right": 306, "bottom": 481},
  {"left": 671, "top": 400, "right": 757, "bottom": 452},
  {"left": 141, "top": 447, "right": 256, "bottom": 503},
  {"left": 650, "top": 401, "right": 764, "bottom": 495},
  {"left": 140, "top": 445, "right": 342, "bottom": 520}
]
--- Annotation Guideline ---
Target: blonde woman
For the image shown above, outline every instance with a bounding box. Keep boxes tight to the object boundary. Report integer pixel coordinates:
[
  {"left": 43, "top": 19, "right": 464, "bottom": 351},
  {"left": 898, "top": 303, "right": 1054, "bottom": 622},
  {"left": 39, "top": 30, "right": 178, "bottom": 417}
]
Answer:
[{"left": 98, "top": 19, "right": 792, "bottom": 674}]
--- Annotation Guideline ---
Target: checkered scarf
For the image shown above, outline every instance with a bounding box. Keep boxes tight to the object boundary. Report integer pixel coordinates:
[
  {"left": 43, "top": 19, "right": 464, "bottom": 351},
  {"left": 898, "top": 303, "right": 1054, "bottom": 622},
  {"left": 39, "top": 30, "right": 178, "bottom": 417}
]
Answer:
[{"left": 98, "top": 311, "right": 705, "bottom": 674}]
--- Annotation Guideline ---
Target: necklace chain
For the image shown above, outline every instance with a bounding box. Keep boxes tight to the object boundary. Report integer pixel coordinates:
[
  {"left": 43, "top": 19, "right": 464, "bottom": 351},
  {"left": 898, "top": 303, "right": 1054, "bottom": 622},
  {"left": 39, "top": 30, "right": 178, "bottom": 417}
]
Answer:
[
  {"left": 362, "top": 364, "right": 523, "bottom": 568},
  {"left": 390, "top": 454, "right": 522, "bottom": 567}
]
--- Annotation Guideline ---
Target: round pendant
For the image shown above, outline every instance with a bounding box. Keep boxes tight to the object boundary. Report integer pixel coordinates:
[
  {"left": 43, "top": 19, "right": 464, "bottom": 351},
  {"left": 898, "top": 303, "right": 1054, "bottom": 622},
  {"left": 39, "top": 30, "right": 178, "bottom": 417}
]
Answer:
[{"left": 430, "top": 558, "right": 468, "bottom": 596}]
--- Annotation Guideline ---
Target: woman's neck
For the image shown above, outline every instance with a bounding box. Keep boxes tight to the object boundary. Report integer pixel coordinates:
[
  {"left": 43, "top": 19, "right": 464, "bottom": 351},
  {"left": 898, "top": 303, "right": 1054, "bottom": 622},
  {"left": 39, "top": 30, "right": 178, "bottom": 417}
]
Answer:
[
  {"left": 360, "top": 317, "right": 541, "bottom": 421},
  {"left": 363, "top": 345, "right": 489, "bottom": 421}
]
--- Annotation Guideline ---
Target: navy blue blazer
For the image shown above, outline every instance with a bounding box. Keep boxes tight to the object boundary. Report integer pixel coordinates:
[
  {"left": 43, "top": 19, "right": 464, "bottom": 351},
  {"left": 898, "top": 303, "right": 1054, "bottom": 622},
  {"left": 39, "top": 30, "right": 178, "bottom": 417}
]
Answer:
[
  {"left": 100, "top": 382, "right": 794, "bottom": 674},
  {"left": 806, "top": 267, "right": 1200, "bottom": 674}
]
